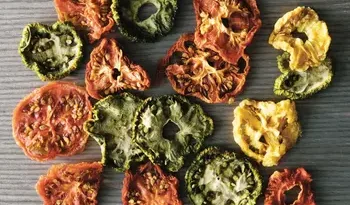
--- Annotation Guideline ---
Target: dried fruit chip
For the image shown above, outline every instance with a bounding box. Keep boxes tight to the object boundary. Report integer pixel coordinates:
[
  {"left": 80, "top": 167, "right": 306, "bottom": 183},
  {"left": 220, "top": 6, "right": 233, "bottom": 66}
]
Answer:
[
  {"left": 122, "top": 162, "right": 183, "bottom": 205},
  {"left": 265, "top": 168, "right": 316, "bottom": 205},
  {"left": 193, "top": 0, "right": 261, "bottom": 64},
  {"left": 36, "top": 162, "right": 103, "bottom": 205},
  {"left": 18, "top": 22, "right": 83, "bottom": 81},
  {"left": 85, "top": 38, "right": 151, "bottom": 99},
  {"left": 159, "top": 33, "right": 250, "bottom": 104},
  {"left": 185, "top": 147, "right": 262, "bottom": 205},
  {"left": 12, "top": 82, "right": 92, "bottom": 161},
  {"left": 269, "top": 6, "right": 331, "bottom": 71},
  {"left": 111, "top": 0, "right": 178, "bottom": 42},
  {"left": 274, "top": 52, "right": 333, "bottom": 100},
  {"left": 84, "top": 93, "right": 145, "bottom": 172},
  {"left": 54, "top": 0, "right": 115, "bottom": 43},
  {"left": 133, "top": 95, "right": 214, "bottom": 172},
  {"left": 233, "top": 99, "right": 301, "bottom": 167}
]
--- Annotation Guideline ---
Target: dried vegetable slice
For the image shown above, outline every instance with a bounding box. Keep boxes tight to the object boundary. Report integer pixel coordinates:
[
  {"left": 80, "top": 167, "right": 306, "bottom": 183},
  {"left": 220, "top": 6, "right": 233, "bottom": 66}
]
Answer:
[
  {"left": 269, "top": 6, "right": 331, "bottom": 71},
  {"left": 12, "top": 82, "right": 92, "bottom": 161},
  {"left": 122, "top": 162, "right": 183, "bottom": 205},
  {"left": 159, "top": 33, "right": 250, "bottom": 104},
  {"left": 36, "top": 162, "right": 103, "bottom": 205},
  {"left": 18, "top": 22, "right": 83, "bottom": 81},
  {"left": 274, "top": 52, "right": 333, "bottom": 100},
  {"left": 233, "top": 99, "right": 301, "bottom": 167},
  {"left": 193, "top": 0, "right": 261, "bottom": 64},
  {"left": 84, "top": 93, "right": 145, "bottom": 172},
  {"left": 185, "top": 147, "right": 262, "bottom": 205},
  {"left": 54, "top": 0, "right": 115, "bottom": 43},
  {"left": 85, "top": 38, "right": 150, "bottom": 100},
  {"left": 111, "top": 0, "right": 178, "bottom": 42},
  {"left": 133, "top": 95, "right": 214, "bottom": 172},
  {"left": 265, "top": 168, "right": 316, "bottom": 205}
]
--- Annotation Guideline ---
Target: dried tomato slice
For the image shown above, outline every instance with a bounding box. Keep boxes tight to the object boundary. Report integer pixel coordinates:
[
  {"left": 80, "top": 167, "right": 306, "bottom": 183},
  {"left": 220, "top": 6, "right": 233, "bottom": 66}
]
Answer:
[
  {"left": 122, "top": 162, "right": 183, "bottom": 205},
  {"left": 265, "top": 168, "right": 316, "bottom": 205},
  {"left": 54, "top": 0, "right": 114, "bottom": 43},
  {"left": 12, "top": 82, "right": 92, "bottom": 161},
  {"left": 36, "top": 162, "right": 103, "bottom": 205},
  {"left": 85, "top": 38, "right": 151, "bottom": 99},
  {"left": 159, "top": 33, "right": 250, "bottom": 103},
  {"left": 193, "top": 0, "right": 261, "bottom": 64}
]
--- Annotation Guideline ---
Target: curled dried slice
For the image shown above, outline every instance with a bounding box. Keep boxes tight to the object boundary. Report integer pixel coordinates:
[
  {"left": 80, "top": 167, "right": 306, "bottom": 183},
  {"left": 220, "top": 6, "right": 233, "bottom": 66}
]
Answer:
[
  {"left": 265, "top": 168, "right": 316, "bottom": 205},
  {"left": 85, "top": 38, "right": 150, "bottom": 99},
  {"left": 194, "top": 0, "right": 261, "bottom": 64},
  {"left": 159, "top": 33, "right": 250, "bottom": 104},
  {"left": 111, "top": 0, "right": 177, "bottom": 42},
  {"left": 122, "top": 162, "right": 183, "bottom": 205},
  {"left": 133, "top": 95, "right": 213, "bottom": 172},
  {"left": 84, "top": 93, "right": 145, "bottom": 172},
  {"left": 269, "top": 6, "right": 331, "bottom": 71},
  {"left": 18, "top": 22, "right": 83, "bottom": 81},
  {"left": 12, "top": 82, "right": 92, "bottom": 161},
  {"left": 54, "top": 0, "right": 114, "bottom": 43},
  {"left": 233, "top": 99, "right": 301, "bottom": 167},
  {"left": 185, "top": 147, "right": 262, "bottom": 205},
  {"left": 274, "top": 52, "right": 333, "bottom": 100},
  {"left": 36, "top": 162, "right": 103, "bottom": 205}
]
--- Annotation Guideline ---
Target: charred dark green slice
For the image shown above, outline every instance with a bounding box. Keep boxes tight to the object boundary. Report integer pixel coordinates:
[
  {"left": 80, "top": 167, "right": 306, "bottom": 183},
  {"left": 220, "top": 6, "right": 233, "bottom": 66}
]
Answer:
[
  {"left": 84, "top": 93, "right": 144, "bottom": 172},
  {"left": 185, "top": 147, "right": 262, "bottom": 205},
  {"left": 111, "top": 0, "right": 177, "bottom": 42},
  {"left": 274, "top": 52, "right": 333, "bottom": 100},
  {"left": 133, "top": 95, "right": 213, "bottom": 172},
  {"left": 18, "top": 21, "right": 83, "bottom": 81}
]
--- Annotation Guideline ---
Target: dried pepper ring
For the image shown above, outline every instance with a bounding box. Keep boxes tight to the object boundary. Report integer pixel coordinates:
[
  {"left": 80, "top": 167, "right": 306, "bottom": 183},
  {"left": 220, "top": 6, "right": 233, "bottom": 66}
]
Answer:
[
  {"left": 122, "top": 162, "right": 183, "bottom": 205},
  {"left": 19, "top": 22, "right": 83, "bottom": 81},
  {"left": 159, "top": 33, "right": 250, "bottom": 104},
  {"left": 269, "top": 6, "right": 331, "bottom": 71},
  {"left": 274, "top": 52, "right": 333, "bottom": 100},
  {"left": 133, "top": 95, "right": 214, "bottom": 172},
  {"left": 111, "top": 0, "right": 177, "bottom": 42},
  {"left": 194, "top": 0, "right": 261, "bottom": 64},
  {"left": 265, "top": 168, "right": 316, "bottom": 205},
  {"left": 85, "top": 38, "right": 150, "bottom": 100},
  {"left": 233, "top": 99, "right": 301, "bottom": 167},
  {"left": 84, "top": 93, "right": 145, "bottom": 172},
  {"left": 54, "top": 0, "right": 115, "bottom": 43},
  {"left": 185, "top": 147, "right": 262, "bottom": 205}
]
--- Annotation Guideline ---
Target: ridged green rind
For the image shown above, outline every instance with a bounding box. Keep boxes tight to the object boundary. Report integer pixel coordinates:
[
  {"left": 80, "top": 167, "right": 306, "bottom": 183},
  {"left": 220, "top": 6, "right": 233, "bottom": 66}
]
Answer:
[
  {"left": 132, "top": 95, "right": 214, "bottom": 172},
  {"left": 185, "top": 147, "right": 262, "bottom": 205}
]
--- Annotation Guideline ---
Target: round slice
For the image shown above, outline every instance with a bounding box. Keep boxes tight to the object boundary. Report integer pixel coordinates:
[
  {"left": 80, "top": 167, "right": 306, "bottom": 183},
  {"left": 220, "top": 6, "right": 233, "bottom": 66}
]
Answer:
[
  {"left": 84, "top": 93, "right": 145, "bottom": 172},
  {"left": 36, "top": 162, "right": 103, "bottom": 205},
  {"left": 18, "top": 21, "right": 83, "bottom": 81},
  {"left": 122, "top": 162, "right": 183, "bottom": 205},
  {"left": 112, "top": 0, "right": 178, "bottom": 42},
  {"left": 133, "top": 95, "right": 214, "bottom": 172},
  {"left": 185, "top": 147, "right": 262, "bottom": 205},
  {"left": 12, "top": 82, "right": 92, "bottom": 161},
  {"left": 85, "top": 38, "right": 150, "bottom": 99}
]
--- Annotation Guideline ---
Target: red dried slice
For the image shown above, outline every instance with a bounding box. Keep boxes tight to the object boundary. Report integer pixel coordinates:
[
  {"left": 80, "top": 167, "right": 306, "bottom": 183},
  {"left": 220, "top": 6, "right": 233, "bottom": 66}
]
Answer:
[
  {"left": 159, "top": 33, "right": 250, "bottom": 103},
  {"left": 193, "top": 0, "right": 261, "bottom": 64},
  {"left": 265, "top": 168, "right": 316, "bottom": 205},
  {"left": 85, "top": 38, "right": 151, "bottom": 99},
  {"left": 122, "top": 162, "right": 183, "bottom": 205},
  {"left": 36, "top": 162, "right": 103, "bottom": 205}
]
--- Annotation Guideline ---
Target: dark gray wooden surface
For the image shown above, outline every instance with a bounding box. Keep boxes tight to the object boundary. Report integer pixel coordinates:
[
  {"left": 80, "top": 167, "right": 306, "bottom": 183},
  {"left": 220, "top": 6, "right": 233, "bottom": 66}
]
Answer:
[{"left": 0, "top": 0, "right": 350, "bottom": 204}]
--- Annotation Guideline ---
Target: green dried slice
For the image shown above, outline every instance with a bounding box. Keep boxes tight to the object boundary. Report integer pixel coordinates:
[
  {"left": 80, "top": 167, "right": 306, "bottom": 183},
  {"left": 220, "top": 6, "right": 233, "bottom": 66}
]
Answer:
[
  {"left": 133, "top": 95, "right": 213, "bottom": 172},
  {"left": 274, "top": 52, "right": 333, "bottom": 100},
  {"left": 18, "top": 21, "right": 83, "bottom": 81},
  {"left": 84, "top": 93, "right": 144, "bottom": 172},
  {"left": 185, "top": 147, "right": 262, "bottom": 205},
  {"left": 111, "top": 0, "right": 177, "bottom": 42}
]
